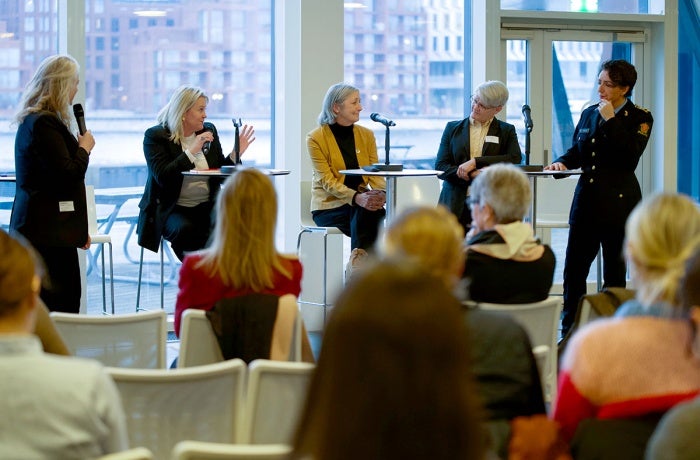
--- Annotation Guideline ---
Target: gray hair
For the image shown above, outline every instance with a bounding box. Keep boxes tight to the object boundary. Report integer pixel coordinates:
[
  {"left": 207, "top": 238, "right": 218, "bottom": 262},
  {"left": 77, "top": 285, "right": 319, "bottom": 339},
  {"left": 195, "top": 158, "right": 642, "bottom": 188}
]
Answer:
[
  {"left": 157, "top": 85, "right": 208, "bottom": 145},
  {"left": 317, "top": 83, "right": 360, "bottom": 125},
  {"left": 470, "top": 163, "right": 530, "bottom": 223},
  {"left": 473, "top": 80, "right": 509, "bottom": 108}
]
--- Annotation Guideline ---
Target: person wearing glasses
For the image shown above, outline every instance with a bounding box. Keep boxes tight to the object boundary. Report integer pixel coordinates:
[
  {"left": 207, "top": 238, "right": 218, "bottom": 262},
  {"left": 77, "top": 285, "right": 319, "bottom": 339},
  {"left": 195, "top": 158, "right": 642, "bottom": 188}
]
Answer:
[
  {"left": 435, "top": 80, "right": 522, "bottom": 232},
  {"left": 463, "top": 163, "right": 555, "bottom": 304},
  {"left": 544, "top": 59, "right": 653, "bottom": 339}
]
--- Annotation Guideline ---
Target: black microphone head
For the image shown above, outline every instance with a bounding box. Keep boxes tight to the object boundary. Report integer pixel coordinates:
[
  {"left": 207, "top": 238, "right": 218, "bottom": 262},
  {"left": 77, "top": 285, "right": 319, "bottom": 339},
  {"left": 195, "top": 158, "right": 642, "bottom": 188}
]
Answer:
[
  {"left": 370, "top": 113, "right": 381, "bottom": 122},
  {"left": 73, "top": 103, "right": 84, "bottom": 117},
  {"left": 522, "top": 104, "right": 531, "bottom": 115}
]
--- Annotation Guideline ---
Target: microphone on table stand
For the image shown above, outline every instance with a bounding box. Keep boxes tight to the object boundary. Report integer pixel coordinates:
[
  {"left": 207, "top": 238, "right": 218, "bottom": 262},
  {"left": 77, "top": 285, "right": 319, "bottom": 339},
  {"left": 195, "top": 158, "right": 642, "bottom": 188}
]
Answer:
[
  {"left": 221, "top": 118, "right": 243, "bottom": 175},
  {"left": 366, "top": 112, "right": 402, "bottom": 172}
]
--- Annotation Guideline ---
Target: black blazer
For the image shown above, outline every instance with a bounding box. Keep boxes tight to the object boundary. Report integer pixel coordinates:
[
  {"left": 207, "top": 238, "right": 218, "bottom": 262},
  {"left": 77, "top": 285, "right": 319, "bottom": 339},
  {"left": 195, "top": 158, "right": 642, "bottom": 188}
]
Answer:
[
  {"left": 555, "top": 99, "right": 653, "bottom": 227},
  {"left": 10, "top": 112, "right": 90, "bottom": 248},
  {"left": 137, "top": 122, "right": 236, "bottom": 252},
  {"left": 435, "top": 118, "right": 522, "bottom": 219}
]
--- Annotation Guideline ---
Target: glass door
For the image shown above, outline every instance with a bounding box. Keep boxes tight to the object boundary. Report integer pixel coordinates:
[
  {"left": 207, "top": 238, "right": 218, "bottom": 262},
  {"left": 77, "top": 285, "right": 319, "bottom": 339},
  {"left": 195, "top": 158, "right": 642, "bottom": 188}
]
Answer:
[{"left": 501, "top": 27, "right": 647, "bottom": 292}]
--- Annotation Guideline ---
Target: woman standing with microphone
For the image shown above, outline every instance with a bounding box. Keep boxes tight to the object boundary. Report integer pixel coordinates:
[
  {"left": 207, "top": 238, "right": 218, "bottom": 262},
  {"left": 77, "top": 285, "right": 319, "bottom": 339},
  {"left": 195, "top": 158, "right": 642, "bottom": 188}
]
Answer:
[{"left": 10, "top": 55, "right": 95, "bottom": 313}]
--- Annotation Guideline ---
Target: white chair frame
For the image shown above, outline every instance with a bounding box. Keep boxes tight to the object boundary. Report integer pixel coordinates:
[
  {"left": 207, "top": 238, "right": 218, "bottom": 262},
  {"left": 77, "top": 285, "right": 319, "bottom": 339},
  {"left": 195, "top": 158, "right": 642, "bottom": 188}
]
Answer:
[
  {"left": 50, "top": 310, "right": 168, "bottom": 369},
  {"left": 86, "top": 185, "right": 115, "bottom": 315}
]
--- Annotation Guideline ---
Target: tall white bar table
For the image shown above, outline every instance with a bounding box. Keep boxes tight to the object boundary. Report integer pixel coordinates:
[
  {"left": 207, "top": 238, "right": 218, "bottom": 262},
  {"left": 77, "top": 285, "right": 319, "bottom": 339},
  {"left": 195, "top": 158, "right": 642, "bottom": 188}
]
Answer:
[
  {"left": 523, "top": 169, "right": 582, "bottom": 231},
  {"left": 339, "top": 168, "right": 441, "bottom": 223}
]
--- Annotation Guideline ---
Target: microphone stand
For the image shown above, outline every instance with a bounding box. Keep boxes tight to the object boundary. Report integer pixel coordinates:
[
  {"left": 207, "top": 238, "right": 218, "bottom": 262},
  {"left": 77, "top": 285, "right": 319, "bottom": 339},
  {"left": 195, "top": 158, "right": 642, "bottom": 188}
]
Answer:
[
  {"left": 523, "top": 112, "right": 533, "bottom": 166},
  {"left": 232, "top": 118, "right": 242, "bottom": 165},
  {"left": 372, "top": 123, "right": 403, "bottom": 172}
]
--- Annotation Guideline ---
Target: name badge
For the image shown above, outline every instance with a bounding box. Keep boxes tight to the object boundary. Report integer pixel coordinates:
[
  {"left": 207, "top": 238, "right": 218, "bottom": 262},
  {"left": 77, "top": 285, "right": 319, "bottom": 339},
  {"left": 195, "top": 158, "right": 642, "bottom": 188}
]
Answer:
[
  {"left": 59, "top": 201, "right": 75, "bottom": 212},
  {"left": 485, "top": 136, "right": 499, "bottom": 144},
  {"left": 580, "top": 128, "right": 590, "bottom": 134}
]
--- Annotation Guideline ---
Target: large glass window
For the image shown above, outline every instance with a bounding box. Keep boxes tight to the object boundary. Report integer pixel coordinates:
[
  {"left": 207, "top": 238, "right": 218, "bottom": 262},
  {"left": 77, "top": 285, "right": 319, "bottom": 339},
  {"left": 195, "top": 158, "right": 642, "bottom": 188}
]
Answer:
[
  {"left": 501, "top": 0, "right": 664, "bottom": 14},
  {"left": 344, "top": 1, "right": 465, "bottom": 169}
]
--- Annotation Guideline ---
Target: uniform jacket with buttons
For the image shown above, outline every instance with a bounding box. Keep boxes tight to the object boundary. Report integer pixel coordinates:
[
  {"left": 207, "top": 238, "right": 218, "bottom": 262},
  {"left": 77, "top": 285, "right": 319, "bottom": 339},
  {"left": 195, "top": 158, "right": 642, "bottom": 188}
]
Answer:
[{"left": 554, "top": 99, "right": 653, "bottom": 227}]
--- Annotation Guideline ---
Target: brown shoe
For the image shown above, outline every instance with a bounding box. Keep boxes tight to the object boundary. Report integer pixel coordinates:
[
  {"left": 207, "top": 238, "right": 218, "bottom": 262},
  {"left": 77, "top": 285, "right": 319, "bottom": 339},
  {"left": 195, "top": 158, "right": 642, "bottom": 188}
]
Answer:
[{"left": 345, "top": 248, "right": 368, "bottom": 283}]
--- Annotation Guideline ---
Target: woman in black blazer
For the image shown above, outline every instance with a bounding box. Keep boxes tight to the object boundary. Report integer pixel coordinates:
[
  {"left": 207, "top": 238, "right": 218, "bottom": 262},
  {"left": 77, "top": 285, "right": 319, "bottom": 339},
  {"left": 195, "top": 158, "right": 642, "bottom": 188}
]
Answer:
[
  {"left": 10, "top": 54, "right": 95, "bottom": 313},
  {"left": 435, "top": 80, "right": 522, "bottom": 232},
  {"left": 137, "top": 85, "right": 255, "bottom": 261}
]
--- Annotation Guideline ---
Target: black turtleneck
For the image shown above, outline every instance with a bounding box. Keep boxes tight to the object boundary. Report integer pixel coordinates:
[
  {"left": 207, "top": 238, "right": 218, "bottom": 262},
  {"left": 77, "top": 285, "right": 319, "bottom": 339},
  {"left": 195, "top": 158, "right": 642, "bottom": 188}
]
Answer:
[{"left": 329, "top": 123, "right": 362, "bottom": 191}]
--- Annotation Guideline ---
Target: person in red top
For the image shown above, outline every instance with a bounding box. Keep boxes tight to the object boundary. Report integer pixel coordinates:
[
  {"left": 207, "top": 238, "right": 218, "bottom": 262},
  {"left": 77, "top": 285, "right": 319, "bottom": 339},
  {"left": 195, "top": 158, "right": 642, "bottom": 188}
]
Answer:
[{"left": 174, "top": 168, "right": 302, "bottom": 336}]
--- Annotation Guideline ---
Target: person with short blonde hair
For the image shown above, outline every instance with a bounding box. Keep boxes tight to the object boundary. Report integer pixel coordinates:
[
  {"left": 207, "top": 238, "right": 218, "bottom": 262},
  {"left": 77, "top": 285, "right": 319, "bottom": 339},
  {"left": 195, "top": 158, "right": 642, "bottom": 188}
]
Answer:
[
  {"left": 382, "top": 205, "right": 464, "bottom": 289},
  {"left": 435, "top": 80, "right": 522, "bottom": 232}
]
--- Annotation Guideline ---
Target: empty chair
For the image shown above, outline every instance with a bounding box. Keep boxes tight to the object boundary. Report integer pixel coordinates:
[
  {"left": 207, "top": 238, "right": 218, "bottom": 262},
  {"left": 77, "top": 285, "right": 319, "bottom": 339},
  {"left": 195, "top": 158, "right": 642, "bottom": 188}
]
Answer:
[
  {"left": 242, "top": 359, "right": 315, "bottom": 444},
  {"left": 85, "top": 185, "right": 115, "bottom": 315},
  {"left": 469, "top": 296, "right": 562, "bottom": 403},
  {"left": 109, "top": 359, "right": 247, "bottom": 460},
  {"left": 171, "top": 441, "right": 291, "bottom": 460},
  {"left": 296, "top": 180, "right": 345, "bottom": 329},
  {"left": 50, "top": 310, "right": 167, "bottom": 369}
]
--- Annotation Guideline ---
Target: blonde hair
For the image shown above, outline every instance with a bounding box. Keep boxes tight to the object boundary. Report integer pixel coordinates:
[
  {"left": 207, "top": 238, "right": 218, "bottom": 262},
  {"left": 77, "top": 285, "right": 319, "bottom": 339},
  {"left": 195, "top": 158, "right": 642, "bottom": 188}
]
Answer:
[
  {"left": 625, "top": 192, "right": 700, "bottom": 307},
  {"left": 14, "top": 55, "right": 79, "bottom": 128},
  {"left": 157, "top": 85, "right": 208, "bottom": 145},
  {"left": 0, "top": 230, "right": 41, "bottom": 317},
  {"left": 196, "top": 168, "right": 292, "bottom": 290},
  {"left": 382, "top": 205, "right": 465, "bottom": 287}
]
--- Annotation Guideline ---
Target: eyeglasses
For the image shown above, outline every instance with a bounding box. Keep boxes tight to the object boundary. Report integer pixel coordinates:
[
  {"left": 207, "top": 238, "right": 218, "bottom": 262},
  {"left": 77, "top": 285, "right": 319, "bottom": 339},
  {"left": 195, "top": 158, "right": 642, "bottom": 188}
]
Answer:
[
  {"left": 470, "top": 95, "right": 498, "bottom": 110},
  {"left": 467, "top": 197, "right": 481, "bottom": 208}
]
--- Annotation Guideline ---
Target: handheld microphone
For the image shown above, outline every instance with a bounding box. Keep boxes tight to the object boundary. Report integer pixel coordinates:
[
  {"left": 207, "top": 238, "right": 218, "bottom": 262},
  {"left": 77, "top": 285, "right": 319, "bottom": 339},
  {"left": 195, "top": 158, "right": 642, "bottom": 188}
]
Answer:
[
  {"left": 73, "top": 103, "right": 87, "bottom": 135},
  {"left": 522, "top": 104, "right": 533, "bottom": 130},
  {"left": 370, "top": 112, "right": 396, "bottom": 127},
  {"left": 196, "top": 128, "right": 212, "bottom": 155}
]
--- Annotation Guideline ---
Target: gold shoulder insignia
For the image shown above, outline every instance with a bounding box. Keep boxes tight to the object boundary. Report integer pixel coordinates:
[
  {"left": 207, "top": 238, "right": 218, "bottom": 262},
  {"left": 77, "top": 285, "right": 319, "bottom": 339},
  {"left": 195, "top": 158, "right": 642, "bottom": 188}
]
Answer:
[
  {"left": 638, "top": 123, "right": 651, "bottom": 137},
  {"left": 635, "top": 104, "right": 650, "bottom": 113}
]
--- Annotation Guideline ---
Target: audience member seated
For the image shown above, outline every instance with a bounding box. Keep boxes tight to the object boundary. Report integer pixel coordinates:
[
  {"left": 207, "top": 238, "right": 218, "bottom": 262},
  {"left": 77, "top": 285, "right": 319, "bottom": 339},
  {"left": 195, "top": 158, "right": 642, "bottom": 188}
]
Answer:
[
  {"left": 463, "top": 163, "right": 555, "bottom": 304},
  {"left": 614, "top": 192, "right": 700, "bottom": 318},
  {"left": 553, "top": 192, "right": 700, "bottom": 444},
  {"left": 380, "top": 206, "right": 546, "bottom": 458},
  {"left": 34, "top": 298, "right": 70, "bottom": 355},
  {"left": 291, "top": 259, "right": 488, "bottom": 460},
  {"left": 174, "top": 168, "right": 313, "bottom": 362},
  {"left": 0, "top": 229, "right": 128, "bottom": 458},
  {"left": 645, "top": 246, "right": 700, "bottom": 460}
]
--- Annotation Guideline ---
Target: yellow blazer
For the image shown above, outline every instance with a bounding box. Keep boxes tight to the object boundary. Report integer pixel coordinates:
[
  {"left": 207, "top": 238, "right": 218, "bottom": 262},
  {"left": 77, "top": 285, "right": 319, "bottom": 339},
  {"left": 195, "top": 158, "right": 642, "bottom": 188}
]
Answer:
[{"left": 307, "top": 123, "right": 386, "bottom": 211}]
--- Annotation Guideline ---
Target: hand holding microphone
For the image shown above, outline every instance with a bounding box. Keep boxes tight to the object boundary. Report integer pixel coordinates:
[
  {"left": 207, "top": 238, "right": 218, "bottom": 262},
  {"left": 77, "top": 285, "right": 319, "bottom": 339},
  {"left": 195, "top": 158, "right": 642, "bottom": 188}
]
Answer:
[
  {"left": 73, "top": 103, "right": 95, "bottom": 153},
  {"left": 194, "top": 129, "right": 214, "bottom": 154}
]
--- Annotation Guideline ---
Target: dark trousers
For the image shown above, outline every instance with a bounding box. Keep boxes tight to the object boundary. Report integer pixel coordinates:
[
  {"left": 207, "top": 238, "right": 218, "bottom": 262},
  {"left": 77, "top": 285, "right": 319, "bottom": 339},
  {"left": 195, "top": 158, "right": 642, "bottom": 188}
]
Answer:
[
  {"left": 561, "top": 220, "right": 627, "bottom": 335},
  {"left": 34, "top": 245, "right": 81, "bottom": 313},
  {"left": 312, "top": 204, "right": 385, "bottom": 250},
  {"left": 163, "top": 202, "right": 215, "bottom": 261}
]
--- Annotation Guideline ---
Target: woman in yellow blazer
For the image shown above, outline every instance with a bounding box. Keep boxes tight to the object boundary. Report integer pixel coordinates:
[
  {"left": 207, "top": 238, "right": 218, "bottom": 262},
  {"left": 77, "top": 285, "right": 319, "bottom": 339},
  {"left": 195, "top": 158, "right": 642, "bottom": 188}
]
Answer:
[{"left": 307, "top": 83, "right": 386, "bottom": 273}]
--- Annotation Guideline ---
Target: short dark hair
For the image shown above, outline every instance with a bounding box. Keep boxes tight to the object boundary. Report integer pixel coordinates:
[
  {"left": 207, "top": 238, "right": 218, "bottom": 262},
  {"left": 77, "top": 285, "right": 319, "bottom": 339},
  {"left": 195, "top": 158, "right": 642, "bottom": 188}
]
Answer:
[{"left": 600, "top": 59, "right": 637, "bottom": 97}]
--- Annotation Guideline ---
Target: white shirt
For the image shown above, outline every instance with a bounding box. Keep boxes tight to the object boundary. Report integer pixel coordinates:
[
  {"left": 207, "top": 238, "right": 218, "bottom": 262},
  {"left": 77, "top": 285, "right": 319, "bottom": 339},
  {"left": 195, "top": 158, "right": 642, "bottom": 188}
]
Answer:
[
  {"left": 178, "top": 133, "right": 211, "bottom": 207},
  {"left": 469, "top": 116, "right": 492, "bottom": 159},
  {"left": 0, "top": 335, "right": 128, "bottom": 459}
]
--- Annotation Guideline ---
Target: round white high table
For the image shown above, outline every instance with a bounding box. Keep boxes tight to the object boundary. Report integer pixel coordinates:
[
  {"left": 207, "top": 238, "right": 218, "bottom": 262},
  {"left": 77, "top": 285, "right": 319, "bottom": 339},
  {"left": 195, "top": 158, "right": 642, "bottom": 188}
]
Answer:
[
  {"left": 523, "top": 169, "right": 582, "bottom": 230},
  {"left": 339, "top": 168, "right": 441, "bottom": 223}
]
